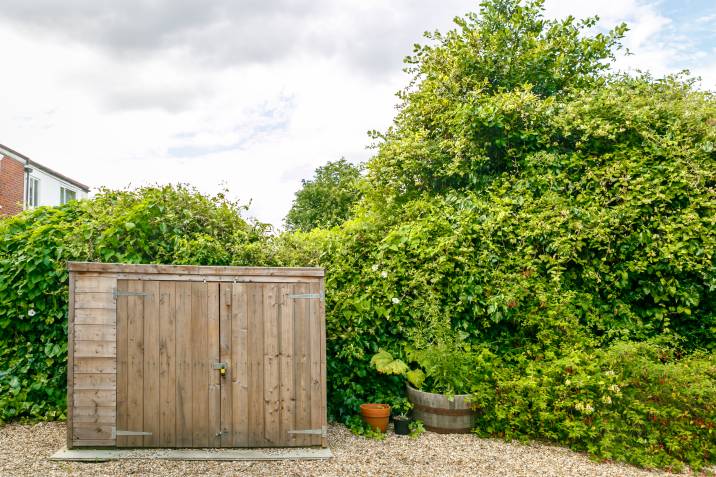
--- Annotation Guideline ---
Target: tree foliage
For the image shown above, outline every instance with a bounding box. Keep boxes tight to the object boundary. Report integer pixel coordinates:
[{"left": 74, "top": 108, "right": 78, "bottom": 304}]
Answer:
[
  {"left": 284, "top": 158, "right": 363, "bottom": 231},
  {"left": 320, "top": 0, "right": 716, "bottom": 469}
]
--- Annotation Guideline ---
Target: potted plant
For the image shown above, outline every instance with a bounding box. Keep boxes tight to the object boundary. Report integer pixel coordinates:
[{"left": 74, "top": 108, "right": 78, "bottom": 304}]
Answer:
[
  {"left": 370, "top": 338, "right": 492, "bottom": 433},
  {"left": 359, "top": 403, "right": 391, "bottom": 433},
  {"left": 392, "top": 400, "right": 412, "bottom": 435}
]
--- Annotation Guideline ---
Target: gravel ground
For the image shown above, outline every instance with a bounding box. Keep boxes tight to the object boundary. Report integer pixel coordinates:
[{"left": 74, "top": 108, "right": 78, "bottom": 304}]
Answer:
[{"left": 0, "top": 421, "right": 703, "bottom": 477}]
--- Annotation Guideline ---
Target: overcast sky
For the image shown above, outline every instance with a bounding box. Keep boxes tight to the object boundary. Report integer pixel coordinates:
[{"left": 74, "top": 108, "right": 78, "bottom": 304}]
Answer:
[{"left": 1, "top": 0, "right": 714, "bottom": 227}]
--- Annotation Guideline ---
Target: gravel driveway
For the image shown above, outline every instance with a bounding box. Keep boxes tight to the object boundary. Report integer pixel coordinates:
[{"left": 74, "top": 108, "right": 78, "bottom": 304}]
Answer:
[{"left": 0, "top": 421, "right": 695, "bottom": 476}]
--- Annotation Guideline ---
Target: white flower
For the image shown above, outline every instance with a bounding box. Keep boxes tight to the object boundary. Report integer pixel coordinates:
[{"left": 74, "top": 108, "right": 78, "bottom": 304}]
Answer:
[
  {"left": 381, "top": 271, "right": 388, "bottom": 278},
  {"left": 575, "top": 402, "right": 594, "bottom": 414},
  {"left": 27, "top": 309, "right": 36, "bottom": 317},
  {"left": 608, "top": 384, "right": 621, "bottom": 393},
  {"left": 391, "top": 297, "right": 400, "bottom": 304},
  {"left": 565, "top": 379, "right": 571, "bottom": 386},
  {"left": 604, "top": 370, "right": 616, "bottom": 377},
  {"left": 602, "top": 395, "right": 612, "bottom": 405},
  {"left": 371, "top": 264, "right": 379, "bottom": 272}
]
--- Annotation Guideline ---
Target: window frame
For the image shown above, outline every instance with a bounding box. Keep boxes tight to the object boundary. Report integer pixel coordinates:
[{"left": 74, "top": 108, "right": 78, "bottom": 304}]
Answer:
[
  {"left": 27, "top": 176, "right": 40, "bottom": 208},
  {"left": 60, "top": 186, "right": 77, "bottom": 205}
]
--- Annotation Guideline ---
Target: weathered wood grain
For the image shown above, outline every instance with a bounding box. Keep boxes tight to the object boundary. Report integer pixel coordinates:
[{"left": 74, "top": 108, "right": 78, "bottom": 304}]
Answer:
[
  {"left": 159, "top": 281, "right": 177, "bottom": 447},
  {"left": 126, "top": 280, "right": 145, "bottom": 446},
  {"left": 143, "top": 281, "right": 160, "bottom": 446},
  {"left": 116, "top": 280, "right": 129, "bottom": 447},
  {"left": 175, "top": 281, "right": 193, "bottom": 447}
]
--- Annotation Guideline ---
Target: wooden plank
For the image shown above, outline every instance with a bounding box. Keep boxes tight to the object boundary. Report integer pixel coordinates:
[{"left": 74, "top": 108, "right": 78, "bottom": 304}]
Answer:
[
  {"left": 75, "top": 324, "right": 115, "bottom": 341},
  {"left": 75, "top": 357, "right": 116, "bottom": 374},
  {"left": 191, "top": 282, "right": 209, "bottom": 447},
  {"left": 74, "top": 406, "right": 116, "bottom": 417},
  {"left": 219, "top": 283, "right": 233, "bottom": 447},
  {"left": 207, "top": 282, "right": 221, "bottom": 447},
  {"left": 231, "top": 283, "right": 249, "bottom": 447},
  {"left": 75, "top": 292, "right": 115, "bottom": 310},
  {"left": 309, "top": 281, "right": 322, "bottom": 446},
  {"left": 74, "top": 340, "right": 116, "bottom": 358},
  {"left": 69, "top": 262, "right": 325, "bottom": 277},
  {"left": 319, "top": 279, "right": 327, "bottom": 447},
  {"left": 75, "top": 276, "right": 116, "bottom": 293},
  {"left": 76, "top": 274, "right": 320, "bottom": 284},
  {"left": 73, "top": 414, "right": 116, "bottom": 425},
  {"left": 143, "top": 281, "right": 160, "bottom": 447},
  {"left": 73, "top": 389, "right": 116, "bottom": 407},
  {"left": 75, "top": 308, "right": 116, "bottom": 325},
  {"left": 126, "top": 280, "right": 144, "bottom": 446},
  {"left": 67, "top": 271, "right": 75, "bottom": 448},
  {"left": 74, "top": 374, "right": 116, "bottom": 390},
  {"left": 72, "top": 426, "right": 114, "bottom": 440},
  {"left": 72, "top": 439, "right": 115, "bottom": 447},
  {"left": 279, "top": 283, "right": 296, "bottom": 446},
  {"left": 116, "top": 280, "right": 129, "bottom": 447},
  {"left": 293, "top": 283, "right": 311, "bottom": 446},
  {"left": 263, "top": 283, "right": 280, "bottom": 445},
  {"left": 175, "top": 281, "right": 193, "bottom": 447},
  {"left": 158, "top": 281, "right": 177, "bottom": 447},
  {"left": 73, "top": 406, "right": 115, "bottom": 425},
  {"left": 247, "top": 283, "right": 265, "bottom": 446}
]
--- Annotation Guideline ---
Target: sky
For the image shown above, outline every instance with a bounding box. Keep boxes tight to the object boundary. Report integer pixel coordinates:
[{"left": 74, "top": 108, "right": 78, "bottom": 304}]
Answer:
[{"left": 1, "top": 0, "right": 715, "bottom": 228}]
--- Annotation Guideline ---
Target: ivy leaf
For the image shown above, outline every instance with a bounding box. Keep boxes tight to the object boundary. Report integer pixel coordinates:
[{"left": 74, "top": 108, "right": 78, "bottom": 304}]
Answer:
[
  {"left": 370, "top": 349, "right": 409, "bottom": 375},
  {"left": 407, "top": 369, "right": 426, "bottom": 389}
]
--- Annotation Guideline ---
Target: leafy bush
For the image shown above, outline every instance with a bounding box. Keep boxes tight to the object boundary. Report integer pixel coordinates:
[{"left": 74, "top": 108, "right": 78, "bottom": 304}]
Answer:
[
  {"left": 472, "top": 341, "right": 716, "bottom": 471},
  {"left": 319, "top": 0, "right": 715, "bottom": 470},
  {"left": 285, "top": 158, "right": 364, "bottom": 231}
]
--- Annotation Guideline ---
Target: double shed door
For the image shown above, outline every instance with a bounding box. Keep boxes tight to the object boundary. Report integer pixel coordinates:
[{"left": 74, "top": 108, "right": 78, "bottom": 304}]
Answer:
[{"left": 115, "top": 280, "right": 325, "bottom": 448}]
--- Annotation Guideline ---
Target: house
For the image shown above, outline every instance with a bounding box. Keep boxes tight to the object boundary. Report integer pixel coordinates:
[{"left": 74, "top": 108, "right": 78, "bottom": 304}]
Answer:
[{"left": 0, "top": 143, "right": 89, "bottom": 216}]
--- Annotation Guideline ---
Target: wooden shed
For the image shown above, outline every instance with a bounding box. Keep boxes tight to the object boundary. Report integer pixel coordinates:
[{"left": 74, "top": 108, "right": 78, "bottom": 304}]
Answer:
[{"left": 66, "top": 262, "right": 326, "bottom": 449}]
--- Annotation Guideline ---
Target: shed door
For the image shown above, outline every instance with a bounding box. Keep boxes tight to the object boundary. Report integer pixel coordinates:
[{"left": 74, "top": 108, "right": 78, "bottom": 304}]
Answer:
[
  {"left": 219, "top": 282, "right": 325, "bottom": 447},
  {"left": 116, "top": 280, "right": 221, "bottom": 447},
  {"left": 116, "top": 280, "right": 325, "bottom": 448}
]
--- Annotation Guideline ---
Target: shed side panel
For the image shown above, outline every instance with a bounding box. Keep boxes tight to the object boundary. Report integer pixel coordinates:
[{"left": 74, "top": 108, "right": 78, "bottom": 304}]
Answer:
[{"left": 71, "top": 273, "right": 117, "bottom": 447}]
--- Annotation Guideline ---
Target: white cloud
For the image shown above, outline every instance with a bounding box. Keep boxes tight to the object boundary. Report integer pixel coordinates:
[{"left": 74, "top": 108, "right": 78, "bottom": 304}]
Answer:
[{"left": 0, "top": 0, "right": 713, "bottom": 228}]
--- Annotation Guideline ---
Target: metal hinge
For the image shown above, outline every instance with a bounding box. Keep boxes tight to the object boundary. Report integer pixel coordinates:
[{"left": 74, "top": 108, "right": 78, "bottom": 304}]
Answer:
[
  {"left": 113, "top": 288, "right": 150, "bottom": 299},
  {"left": 288, "top": 292, "right": 325, "bottom": 300},
  {"left": 111, "top": 427, "right": 152, "bottom": 438},
  {"left": 288, "top": 426, "right": 327, "bottom": 437}
]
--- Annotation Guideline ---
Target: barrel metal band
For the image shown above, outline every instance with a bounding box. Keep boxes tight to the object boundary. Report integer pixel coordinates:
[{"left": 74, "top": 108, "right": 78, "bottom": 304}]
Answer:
[{"left": 411, "top": 402, "right": 475, "bottom": 417}]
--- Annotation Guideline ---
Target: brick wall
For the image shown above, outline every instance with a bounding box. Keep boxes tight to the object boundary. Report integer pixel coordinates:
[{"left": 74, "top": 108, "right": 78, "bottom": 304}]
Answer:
[{"left": 0, "top": 155, "right": 25, "bottom": 216}]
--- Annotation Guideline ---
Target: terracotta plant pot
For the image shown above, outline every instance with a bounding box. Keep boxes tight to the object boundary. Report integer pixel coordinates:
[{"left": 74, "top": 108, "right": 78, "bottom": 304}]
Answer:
[{"left": 360, "top": 403, "right": 391, "bottom": 432}]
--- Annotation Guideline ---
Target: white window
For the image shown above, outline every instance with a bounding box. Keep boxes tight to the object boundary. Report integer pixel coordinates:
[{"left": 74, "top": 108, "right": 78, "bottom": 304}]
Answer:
[
  {"left": 60, "top": 187, "right": 77, "bottom": 204},
  {"left": 27, "top": 177, "right": 39, "bottom": 208}
]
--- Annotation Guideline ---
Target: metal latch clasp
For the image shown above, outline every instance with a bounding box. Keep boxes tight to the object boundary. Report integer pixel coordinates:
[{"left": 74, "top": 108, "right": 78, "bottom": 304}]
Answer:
[{"left": 213, "top": 362, "right": 227, "bottom": 377}]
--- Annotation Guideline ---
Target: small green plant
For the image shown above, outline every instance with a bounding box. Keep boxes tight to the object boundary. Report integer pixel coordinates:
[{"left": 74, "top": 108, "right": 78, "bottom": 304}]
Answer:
[
  {"left": 392, "top": 398, "right": 413, "bottom": 418},
  {"left": 370, "top": 349, "right": 425, "bottom": 388},
  {"left": 409, "top": 419, "right": 425, "bottom": 439},
  {"left": 371, "top": 338, "right": 495, "bottom": 395},
  {"left": 346, "top": 415, "right": 386, "bottom": 440}
]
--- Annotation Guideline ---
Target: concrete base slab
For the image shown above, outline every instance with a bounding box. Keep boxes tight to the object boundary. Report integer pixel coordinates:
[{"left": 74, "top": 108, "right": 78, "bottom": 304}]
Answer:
[{"left": 50, "top": 447, "right": 333, "bottom": 462}]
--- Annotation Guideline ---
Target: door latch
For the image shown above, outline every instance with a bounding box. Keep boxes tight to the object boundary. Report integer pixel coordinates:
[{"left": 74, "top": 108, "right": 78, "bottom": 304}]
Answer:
[{"left": 212, "top": 362, "right": 227, "bottom": 377}]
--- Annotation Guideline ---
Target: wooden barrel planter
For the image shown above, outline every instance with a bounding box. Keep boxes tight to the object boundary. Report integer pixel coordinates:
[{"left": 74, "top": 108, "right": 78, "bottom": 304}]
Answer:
[{"left": 406, "top": 385, "right": 475, "bottom": 434}]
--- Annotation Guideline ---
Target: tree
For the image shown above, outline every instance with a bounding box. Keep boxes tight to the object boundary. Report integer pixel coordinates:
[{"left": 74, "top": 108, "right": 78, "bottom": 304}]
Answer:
[
  {"left": 320, "top": 0, "right": 716, "bottom": 469},
  {"left": 366, "top": 0, "right": 627, "bottom": 207},
  {"left": 284, "top": 158, "right": 363, "bottom": 231}
]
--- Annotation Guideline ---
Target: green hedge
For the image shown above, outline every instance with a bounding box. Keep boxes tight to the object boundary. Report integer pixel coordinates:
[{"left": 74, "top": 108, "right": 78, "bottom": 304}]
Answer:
[
  {"left": 0, "top": 186, "right": 277, "bottom": 421},
  {"left": 473, "top": 342, "right": 716, "bottom": 471}
]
